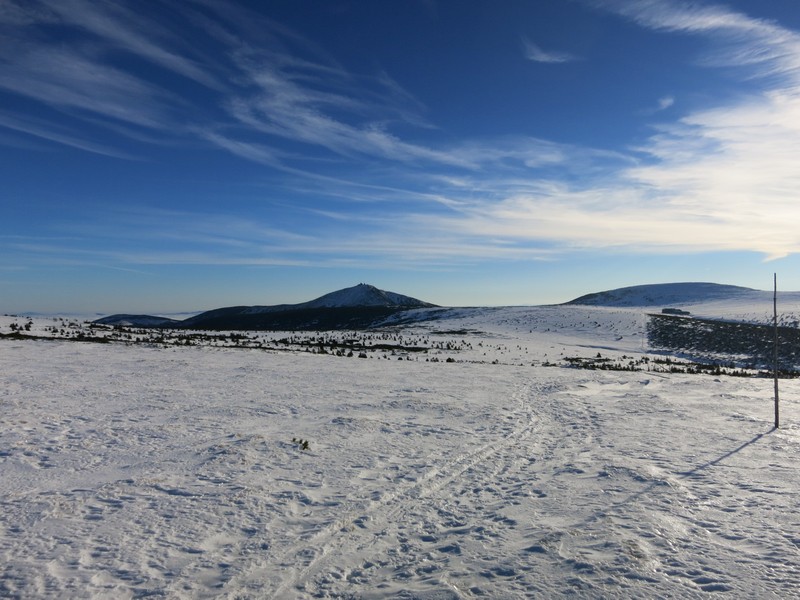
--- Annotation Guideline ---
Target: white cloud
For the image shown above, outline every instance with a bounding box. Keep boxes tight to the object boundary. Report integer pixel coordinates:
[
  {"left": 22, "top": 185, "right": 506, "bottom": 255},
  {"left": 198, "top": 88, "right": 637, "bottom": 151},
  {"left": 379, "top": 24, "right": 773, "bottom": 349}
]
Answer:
[
  {"left": 640, "top": 95, "right": 675, "bottom": 116},
  {"left": 521, "top": 37, "right": 578, "bottom": 64},
  {"left": 0, "top": 111, "right": 137, "bottom": 158},
  {"left": 657, "top": 96, "right": 675, "bottom": 111},
  {"left": 222, "top": 56, "right": 472, "bottom": 168},
  {"left": 389, "top": 1, "right": 800, "bottom": 261},
  {"left": 5, "top": 0, "right": 800, "bottom": 269},
  {"left": 595, "top": 0, "right": 800, "bottom": 83},
  {"left": 196, "top": 130, "right": 282, "bottom": 167},
  {"left": 0, "top": 44, "right": 173, "bottom": 128},
  {"left": 403, "top": 83, "right": 800, "bottom": 260},
  {"left": 36, "top": 0, "right": 222, "bottom": 89}
]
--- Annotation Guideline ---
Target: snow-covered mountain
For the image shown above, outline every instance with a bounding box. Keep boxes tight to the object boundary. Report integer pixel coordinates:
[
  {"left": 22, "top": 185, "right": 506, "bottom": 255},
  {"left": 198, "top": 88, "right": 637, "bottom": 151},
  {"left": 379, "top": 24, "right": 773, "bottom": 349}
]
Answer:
[
  {"left": 96, "top": 284, "right": 437, "bottom": 330},
  {"left": 566, "top": 282, "right": 757, "bottom": 307},
  {"left": 93, "top": 281, "right": 798, "bottom": 331},
  {"left": 299, "top": 283, "right": 435, "bottom": 309},
  {"left": 234, "top": 283, "right": 436, "bottom": 315}
]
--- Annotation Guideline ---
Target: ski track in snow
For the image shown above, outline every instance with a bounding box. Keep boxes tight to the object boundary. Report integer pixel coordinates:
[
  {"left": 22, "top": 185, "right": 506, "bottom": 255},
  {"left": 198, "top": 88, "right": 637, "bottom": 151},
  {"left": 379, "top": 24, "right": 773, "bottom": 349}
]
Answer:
[
  {"left": 259, "top": 380, "right": 550, "bottom": 599},
  {"left": 1, "top": 307, "right": 800, "bottom": 599}
]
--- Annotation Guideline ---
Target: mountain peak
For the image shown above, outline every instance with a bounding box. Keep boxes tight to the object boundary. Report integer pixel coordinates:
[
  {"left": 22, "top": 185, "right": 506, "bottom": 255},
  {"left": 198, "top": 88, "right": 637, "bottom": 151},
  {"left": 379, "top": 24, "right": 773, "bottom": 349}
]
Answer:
[{"left": 303, "top": 283, "right": 435, "bottom": 309}]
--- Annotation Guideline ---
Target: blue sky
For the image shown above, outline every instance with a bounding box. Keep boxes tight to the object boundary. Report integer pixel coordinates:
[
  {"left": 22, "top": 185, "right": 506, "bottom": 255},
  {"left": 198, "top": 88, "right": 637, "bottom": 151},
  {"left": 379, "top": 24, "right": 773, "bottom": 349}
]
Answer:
[{"left": 3, "top": 0, "right": 800, "bottom": 314}]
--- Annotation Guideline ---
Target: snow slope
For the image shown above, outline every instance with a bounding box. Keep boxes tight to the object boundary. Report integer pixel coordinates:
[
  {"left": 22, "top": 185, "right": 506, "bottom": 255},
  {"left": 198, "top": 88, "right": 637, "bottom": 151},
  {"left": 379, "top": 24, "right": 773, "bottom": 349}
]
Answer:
[
  {"left": 1, "top": 305, "right": 799, "bottom": 598},
  {"left": 563, "top": 282, "right": 800, "bottom": 327},
  {"left": 566, "top": 282, "right": 756, "bottom": 307}
]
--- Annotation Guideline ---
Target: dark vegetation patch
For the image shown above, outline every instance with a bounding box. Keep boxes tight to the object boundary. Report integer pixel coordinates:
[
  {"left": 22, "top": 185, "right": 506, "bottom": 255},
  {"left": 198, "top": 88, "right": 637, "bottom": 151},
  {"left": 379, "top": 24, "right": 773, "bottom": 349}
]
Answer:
[
  {"left": 560, "top": 354, "right": 772, "bottom": 377},
  {"left": 178, "top": 306, "right": 406, "bottom": 331},
  {"left": 646, "top": 313, "right": 800, "bottom": 372},
  {"left": 2, "top": 318, "right": 475, "bottom": 363},
  {"left": 435, "top": 329, "right": 486, "bottom": 336}
]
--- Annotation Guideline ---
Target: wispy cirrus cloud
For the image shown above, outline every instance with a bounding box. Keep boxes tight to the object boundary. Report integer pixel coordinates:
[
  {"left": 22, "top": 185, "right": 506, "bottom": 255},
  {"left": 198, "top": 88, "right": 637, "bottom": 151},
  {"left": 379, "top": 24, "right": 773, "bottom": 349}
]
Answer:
[
  {"left": 657, "top": 96, "right": 675, "bottom": 111},
  {"left": 218, "top": 39, "right": 468, "bottom": 168},
  {"left": 0, "top": 111, "right": 137, "bottom": 158},
  {"left": 352, "top": 32, "right": 800, "bottom": 263},
  {"left": 4, "top": 0, "right": 800, "bottom": 271},
  {"left": 408, "top": 99, "right": 800, "bottom": 261},
  {"left": 521, "top": 37, "right": 579, "bottom": 64},
  {"left": 592, "top": 0, "right": 800, "bottom": 81},
  {"left": 6, "top": 0, "right": 221, "bottom": 88},
  {"left": 0, "top": 0, "right": 593, "bottom": 178},
  {"left": 0, "top": 43, "right": 176, "bottom": 129},
  {"left": 0, "top": 0, "right": 463, "bottom": 171},
  {"left": 639, "top": 95, "right": 675, "bottom": 116},
  {"left": 384, "top": 1, "right": 800, "bottom": 263},
  {"left": 0, "top": 0, "right": 223, "bottom": 149}
]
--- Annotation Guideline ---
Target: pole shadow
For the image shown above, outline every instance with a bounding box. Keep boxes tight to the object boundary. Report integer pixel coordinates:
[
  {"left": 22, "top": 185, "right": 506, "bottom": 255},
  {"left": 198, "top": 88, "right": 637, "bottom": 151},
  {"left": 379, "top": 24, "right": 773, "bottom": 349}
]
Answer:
[{"left": 678, "top": 430, "right": 769, "bottom": 479}]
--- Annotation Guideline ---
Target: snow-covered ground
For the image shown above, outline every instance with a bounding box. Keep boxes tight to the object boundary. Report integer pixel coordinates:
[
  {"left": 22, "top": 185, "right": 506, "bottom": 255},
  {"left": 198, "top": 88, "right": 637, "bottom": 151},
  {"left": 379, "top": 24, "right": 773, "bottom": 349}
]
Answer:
[{"left": 1, "top": 301, "right": 799, "bottom": 598}]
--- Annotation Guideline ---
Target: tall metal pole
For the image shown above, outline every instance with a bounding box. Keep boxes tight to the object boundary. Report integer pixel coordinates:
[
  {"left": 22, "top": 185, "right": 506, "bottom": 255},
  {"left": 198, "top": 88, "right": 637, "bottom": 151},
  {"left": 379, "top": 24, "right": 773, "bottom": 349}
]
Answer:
[{"left": 774, "top": 273, "right": 780, "bottom": 429}]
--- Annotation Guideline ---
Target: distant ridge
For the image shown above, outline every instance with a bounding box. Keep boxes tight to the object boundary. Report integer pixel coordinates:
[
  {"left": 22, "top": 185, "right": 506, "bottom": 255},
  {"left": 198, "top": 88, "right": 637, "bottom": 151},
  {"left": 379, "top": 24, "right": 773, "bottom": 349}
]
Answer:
[
  {"left": 93, "top": 314, "right": 181, "bottom": 327},
  {"left": 95, "top": 284, "right": 436, "bottom": 330},
  {"left": 94, "top": 282, "right": 770, "bottom": 329},
  {"left": 566, "top": 282, "right": 756, "bottom": 307}
]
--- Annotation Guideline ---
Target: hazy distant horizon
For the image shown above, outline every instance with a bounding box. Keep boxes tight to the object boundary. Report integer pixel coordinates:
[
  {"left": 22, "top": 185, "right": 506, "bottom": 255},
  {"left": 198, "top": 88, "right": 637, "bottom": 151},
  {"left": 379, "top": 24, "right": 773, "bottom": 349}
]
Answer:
[{"left": 6, "top": 279, "right": 793, "bottom": 319}]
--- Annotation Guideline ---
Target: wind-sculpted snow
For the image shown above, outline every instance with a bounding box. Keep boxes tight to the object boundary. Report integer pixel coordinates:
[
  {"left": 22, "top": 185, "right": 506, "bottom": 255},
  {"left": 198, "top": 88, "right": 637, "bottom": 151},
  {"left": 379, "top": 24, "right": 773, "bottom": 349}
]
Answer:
[{"left": 1, "top": 312, "right": 799, "bottom": 598}]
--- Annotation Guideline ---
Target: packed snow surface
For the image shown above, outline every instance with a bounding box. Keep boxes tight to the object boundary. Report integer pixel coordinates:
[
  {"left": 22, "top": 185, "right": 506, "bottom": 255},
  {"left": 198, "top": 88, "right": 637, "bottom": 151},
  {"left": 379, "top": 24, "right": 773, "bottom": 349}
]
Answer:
[{"left": 1, "top": 301, "right": 799, "bottom": 599}]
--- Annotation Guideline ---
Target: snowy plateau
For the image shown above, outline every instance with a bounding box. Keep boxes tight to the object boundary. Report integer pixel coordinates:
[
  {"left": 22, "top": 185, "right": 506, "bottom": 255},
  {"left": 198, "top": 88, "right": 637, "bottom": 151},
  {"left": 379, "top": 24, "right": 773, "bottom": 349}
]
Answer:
[{"left": 2, "top": 283, "right": 800, "bottom": 599}]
